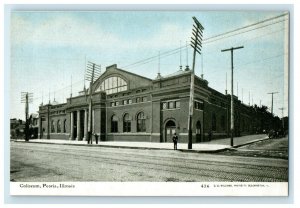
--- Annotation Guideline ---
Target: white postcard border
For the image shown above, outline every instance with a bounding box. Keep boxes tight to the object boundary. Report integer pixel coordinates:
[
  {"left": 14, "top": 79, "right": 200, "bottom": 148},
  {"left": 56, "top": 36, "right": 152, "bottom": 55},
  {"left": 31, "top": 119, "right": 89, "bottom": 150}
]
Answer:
[{"left": 10, "top": 182, "right": 288, "bottom": 196}]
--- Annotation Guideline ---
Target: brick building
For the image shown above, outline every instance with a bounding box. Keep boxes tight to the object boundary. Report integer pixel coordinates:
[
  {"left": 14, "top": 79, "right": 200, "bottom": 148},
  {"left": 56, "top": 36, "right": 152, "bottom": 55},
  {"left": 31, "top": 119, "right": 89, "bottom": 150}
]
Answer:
[{"left": 38, "top": 64, "right": 273, "bottom": 143}]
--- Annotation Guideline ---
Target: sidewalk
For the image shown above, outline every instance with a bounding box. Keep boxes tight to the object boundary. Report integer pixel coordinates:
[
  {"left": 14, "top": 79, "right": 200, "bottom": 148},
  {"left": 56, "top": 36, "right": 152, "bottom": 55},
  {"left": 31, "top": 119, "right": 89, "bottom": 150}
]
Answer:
[{"left": 13, "top": 134, "right": 269, "bottom": 153}]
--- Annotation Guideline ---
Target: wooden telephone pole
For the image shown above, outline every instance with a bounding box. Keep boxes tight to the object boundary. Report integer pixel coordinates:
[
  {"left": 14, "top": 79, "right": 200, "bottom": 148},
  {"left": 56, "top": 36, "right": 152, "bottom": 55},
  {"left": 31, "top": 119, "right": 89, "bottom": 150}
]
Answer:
[
  {"left": 221, "top": 46, "right": 244, "bottom": 147},
  {"left": 188, "top": 17, "right": 204, "bottom": 149},
  {"left": 267, "top": 92, "right": 278, "bottom": 115},
  {"left": 85, "top": 61, "right": 101, "bottom": 143},
  {"left": 279, "top": 107, "right": 285, "bottom": 129},
  {"left": 21, "top": 92, "right": 33, "bottom": 141}
]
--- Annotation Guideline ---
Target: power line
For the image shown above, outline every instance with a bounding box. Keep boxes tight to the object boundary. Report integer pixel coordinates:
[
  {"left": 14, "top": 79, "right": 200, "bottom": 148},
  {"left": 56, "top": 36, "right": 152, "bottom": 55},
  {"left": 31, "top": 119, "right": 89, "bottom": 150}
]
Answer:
[
  {"left": 203, "top": 13, "right": 288, "bottom": 42},
  {"left": 121, "top": 45, "right": 187, "bottom": 69},
  {"left": 32, "top": 51, "right": 286, "bottom": 104},
  {"left": 202, "top": 52, "right": 286, "bottom": 76},
  {"left": 197, "top": 26, "right": 285, "bottom": 58},
  {"left": 122, "top": 46, "right": 190, "bottom": 70},
  {"left": 121, "top": 15, "right": 287, "bottom": 71},
  {"left": 30, "top": 14, "right": 288, "bottom": 105},
  {"left": 32, "top": 79, "right": 84, "bottom": 102},
  {"left": 18, "top": 14, "right": 287, "bottom": 82},
  {"left": 235, "top": 53, "right": 287, "bottom": 68},
  {"left": 203, "top": 18, "right": 287, "bottom": 45}
]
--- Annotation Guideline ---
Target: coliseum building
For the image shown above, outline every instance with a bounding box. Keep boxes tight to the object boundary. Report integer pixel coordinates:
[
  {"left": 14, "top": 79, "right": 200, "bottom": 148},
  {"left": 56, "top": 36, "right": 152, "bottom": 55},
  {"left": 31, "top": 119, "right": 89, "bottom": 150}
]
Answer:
[{"left": 38, "top": 64, "right": 272, "bottom": 143}]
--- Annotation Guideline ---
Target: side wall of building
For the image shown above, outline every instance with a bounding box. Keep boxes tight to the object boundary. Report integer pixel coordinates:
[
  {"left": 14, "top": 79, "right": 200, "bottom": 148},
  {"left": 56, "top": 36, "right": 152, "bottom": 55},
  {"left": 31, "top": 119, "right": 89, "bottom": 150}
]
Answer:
[{"left": 106, "top": 99, "right": 152, "bottom": 142}]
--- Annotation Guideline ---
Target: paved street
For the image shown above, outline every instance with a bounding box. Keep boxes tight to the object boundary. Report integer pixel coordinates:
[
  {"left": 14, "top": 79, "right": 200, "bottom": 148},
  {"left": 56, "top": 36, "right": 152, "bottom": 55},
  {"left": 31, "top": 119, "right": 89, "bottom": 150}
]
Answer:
[
  {"left": 10, "top": 141, "right": 288, "bottom": 182},
  {"left": 216, "top": 136, "right": 289, "bottom": 159}
]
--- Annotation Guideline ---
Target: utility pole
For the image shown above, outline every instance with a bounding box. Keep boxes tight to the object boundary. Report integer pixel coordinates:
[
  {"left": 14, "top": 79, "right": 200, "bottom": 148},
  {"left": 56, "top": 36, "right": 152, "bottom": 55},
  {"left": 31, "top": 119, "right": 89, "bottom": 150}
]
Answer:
[
  {"left": 158, "top": 51, "right": 161, "bottom": 76},
  {"left": 242, "top": 88, "right": 243, "bottom": 103},
  {"left": 267, "top": 92, "right": 278, "bottom": 115},
  {"left": 47, "top": 89, "right": 50, "bottom": 139},
  {"left": 21, "top": 92, "right": 33, "bottom": 141},
  {"left": 225, "top": 72, "right": 227, "bottom": 95},
  {"left": 85, "top": 61, "right": 101, "bottom": 143},
  {"left": 221, "top": 46, "right": 244, "bottom": 147},
  {"left": 188, "top": 16, "right": 204, "bottom": 149},
  {"left": 249, "top": 91, "right": 250, "bottom": 106},
  {"left": 279, "top": 107, "right": 285, "bottom": 129},
  {"left": 185, "top": 41, "right": 189, "bottom": 70},
  {"left": 201, "top": 52, "right": 204, "bottom": 79},
  {"left": 156, "top": 51, "right": 162, "bottom": 79},
  {"left": 70, "top": 75, "right": 73, "bottom": 104},
  {"left": 180, "top": 41, "right": 182, "bottom": 70},
  {"left": 237, "top": 82, "right": 239, "bottom": 98}
]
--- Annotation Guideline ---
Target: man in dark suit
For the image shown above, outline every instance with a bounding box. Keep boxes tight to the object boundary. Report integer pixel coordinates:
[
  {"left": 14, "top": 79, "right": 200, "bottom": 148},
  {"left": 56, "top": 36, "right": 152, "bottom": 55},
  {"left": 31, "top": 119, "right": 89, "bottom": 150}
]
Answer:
[{"left": 172, "top": 133, "right": 178, "bottom": 150}]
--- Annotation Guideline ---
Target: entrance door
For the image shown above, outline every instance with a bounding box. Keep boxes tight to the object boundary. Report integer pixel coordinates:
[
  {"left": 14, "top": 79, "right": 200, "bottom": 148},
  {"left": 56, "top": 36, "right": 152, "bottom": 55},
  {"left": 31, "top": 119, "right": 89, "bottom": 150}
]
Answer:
[
  {"left": 196, "top": 120, "right": 201, "bottom": 143},
  {"left": 80, "top": 110, "right": 85, "bottom": 141},
  {"left": 165, "top": 120, "right": 176, "bottom": 142},
  {"left": 73, "top": 112, "right": 77, "bottom": 140}
]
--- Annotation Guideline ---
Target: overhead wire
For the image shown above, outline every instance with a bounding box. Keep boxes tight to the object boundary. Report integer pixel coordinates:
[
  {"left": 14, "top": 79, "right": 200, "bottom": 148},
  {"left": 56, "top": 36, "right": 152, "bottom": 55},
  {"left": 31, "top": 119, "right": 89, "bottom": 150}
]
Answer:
[
  {"left": 121, "top": 14, "right": 288, "bottom": 70},
  {"left": 31, "top": 13, "right": 288, "bottom": 104},
  {"left": 203, "top": 13, "right": 288, "bottom": 42}
]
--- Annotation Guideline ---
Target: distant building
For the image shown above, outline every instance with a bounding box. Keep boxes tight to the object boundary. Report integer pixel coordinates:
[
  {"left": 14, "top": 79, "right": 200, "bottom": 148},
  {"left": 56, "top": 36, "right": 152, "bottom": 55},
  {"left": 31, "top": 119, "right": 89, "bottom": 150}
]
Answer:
[
  {"left": 38, "top": 64, "right": 276, "bottom": 143},
  {"left": 10, "top": 118, "right": 25, "bottom": 139},
  {"left": 29, "top": 113, "right": 39, "bottom": 128}
]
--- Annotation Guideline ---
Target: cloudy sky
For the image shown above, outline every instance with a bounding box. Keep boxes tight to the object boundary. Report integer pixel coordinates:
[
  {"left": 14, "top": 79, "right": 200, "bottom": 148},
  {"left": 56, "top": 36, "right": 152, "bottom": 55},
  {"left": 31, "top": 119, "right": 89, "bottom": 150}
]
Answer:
[{"left": 10, "top": 11, "right": 288, "bottom": 120}]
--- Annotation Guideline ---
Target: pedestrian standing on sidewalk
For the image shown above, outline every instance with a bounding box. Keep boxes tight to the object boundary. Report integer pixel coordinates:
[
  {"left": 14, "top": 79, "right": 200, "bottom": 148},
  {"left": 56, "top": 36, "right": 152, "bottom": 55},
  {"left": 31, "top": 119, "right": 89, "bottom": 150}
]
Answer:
[
  {"left": 94, "top": 132, "right": 99, "bottom": 144},
  {"left": 87, "top": 131, "right": 93, "bottom": 144},
  {"left": 172, "top": 133, "right": 178, "bottom": 150}
]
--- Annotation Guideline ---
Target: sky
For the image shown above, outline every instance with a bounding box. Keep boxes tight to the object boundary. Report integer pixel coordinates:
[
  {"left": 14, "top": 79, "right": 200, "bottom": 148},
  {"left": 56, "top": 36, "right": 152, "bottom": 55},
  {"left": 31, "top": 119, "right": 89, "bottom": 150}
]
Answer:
[{"left": 10, "top": 11, "right": 289, "bottom": 120}]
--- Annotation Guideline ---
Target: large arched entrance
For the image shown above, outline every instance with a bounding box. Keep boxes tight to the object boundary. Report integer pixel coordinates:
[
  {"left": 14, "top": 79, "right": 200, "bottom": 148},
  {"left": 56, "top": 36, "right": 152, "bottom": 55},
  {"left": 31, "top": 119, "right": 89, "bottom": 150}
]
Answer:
[
  {"left": 165, "top": 120, "right": 176, "bottom": 143},
  {"left": 196, "top": 120, "right": 201, "bottom": 143}
]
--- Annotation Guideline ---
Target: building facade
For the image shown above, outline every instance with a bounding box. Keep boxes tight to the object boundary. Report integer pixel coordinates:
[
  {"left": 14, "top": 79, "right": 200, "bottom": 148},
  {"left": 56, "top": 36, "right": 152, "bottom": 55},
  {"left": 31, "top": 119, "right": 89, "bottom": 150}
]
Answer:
[{"left": 38, "top": 64, "right": 274, "bottom": 143}]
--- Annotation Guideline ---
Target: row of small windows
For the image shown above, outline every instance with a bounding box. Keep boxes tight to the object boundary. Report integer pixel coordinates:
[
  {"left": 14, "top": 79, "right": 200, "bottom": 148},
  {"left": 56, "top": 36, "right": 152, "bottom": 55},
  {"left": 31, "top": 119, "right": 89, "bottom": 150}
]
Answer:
[
  {"left": 51, "top": 119, "right": 67, "bottom": 133},
  {"left": 111, "top": 97, "right": 148, "bottom": 107},
  {"left": 162, "top": 100, "right": 204, "bottom": 110},
  {"left": 111, "top": 112, "right": 146, "bottom": 133},
  {"left": 162, "top": 101, "right": 180, "bottom": 110},
  {"left": 109, "top": 89, "right": 148, "bottom": 99}
]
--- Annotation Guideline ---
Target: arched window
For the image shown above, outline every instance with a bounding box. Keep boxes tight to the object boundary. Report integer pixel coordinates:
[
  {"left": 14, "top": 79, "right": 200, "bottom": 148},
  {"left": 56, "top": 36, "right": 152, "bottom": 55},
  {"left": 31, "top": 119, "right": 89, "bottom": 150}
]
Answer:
[
  {"left": 196, "top": 120, "right": 201, "bottom": 143},
  {"left": 212, "top": 113, "right": 217, "bottom": 131},
  {"left": 51, "top": 120, "right": 55, "bottom": 133},
  {"left": 63, "top": 119, "right": 67, "bottom": 133},
  {"left": 137, "top": 112, "right": 146, "bottom": 132},
  {"left": 57, "top": 120, "right": 61, "bottom": 133},
  {"left": 123, "top": 113, "right": 131, "bottom": 132},
  {"left": 111, "top": 115, "right": 118, "bottom": 133},
  {"left": 96, "top": 76, "right": 128, "bottom": 95}
]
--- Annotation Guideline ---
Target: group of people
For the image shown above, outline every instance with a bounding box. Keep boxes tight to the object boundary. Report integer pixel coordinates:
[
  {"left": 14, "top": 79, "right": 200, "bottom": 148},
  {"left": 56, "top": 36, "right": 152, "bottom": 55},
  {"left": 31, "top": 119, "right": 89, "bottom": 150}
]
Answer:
[
  {"left": 87, "top": 132, "right": 99, "bottom": 144},
  {"left": 86, "top": 131, "right": 179, "bottom": 150}
]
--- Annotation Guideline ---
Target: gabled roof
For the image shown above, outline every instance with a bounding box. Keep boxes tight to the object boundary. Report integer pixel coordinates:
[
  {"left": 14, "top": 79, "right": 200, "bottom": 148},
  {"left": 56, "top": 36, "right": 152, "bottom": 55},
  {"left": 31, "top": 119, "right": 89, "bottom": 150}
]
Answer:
[{"left": 94, "top": 64, "right": 152, "bottom": 84}]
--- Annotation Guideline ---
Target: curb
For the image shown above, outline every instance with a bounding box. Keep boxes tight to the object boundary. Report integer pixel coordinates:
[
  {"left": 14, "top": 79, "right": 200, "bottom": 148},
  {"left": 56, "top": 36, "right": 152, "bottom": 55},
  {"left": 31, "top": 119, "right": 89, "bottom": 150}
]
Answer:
[
  {"left": 12, "top": 140, "right": 228, "bottom": 153},
  {"left": 232, "top": 137, "right": 270, "bottom": 149},
  {"left": 12, "top": 136, "right": 269, "bottom": 153},
  {"left": 178, "top": 148, "right": 231, "bottom": 154}
]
